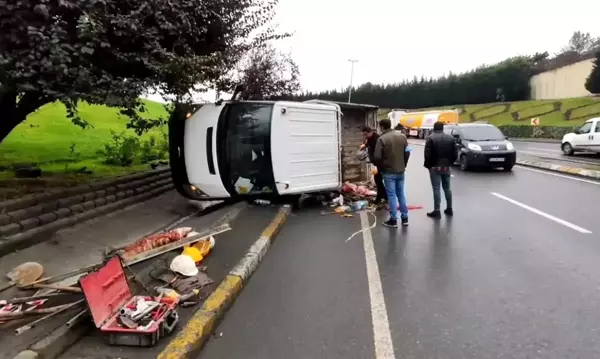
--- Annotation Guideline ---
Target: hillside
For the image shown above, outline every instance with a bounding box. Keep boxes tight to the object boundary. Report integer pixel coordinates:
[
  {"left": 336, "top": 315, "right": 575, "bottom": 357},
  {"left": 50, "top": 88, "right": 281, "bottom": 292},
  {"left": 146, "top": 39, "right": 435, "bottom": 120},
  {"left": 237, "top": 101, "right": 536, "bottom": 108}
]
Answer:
[
  {"left": 1, "top": 100, "right": 168, "bottom": 166},
  {"left": 379, "top": 97, "right": 600, "bottom": 127}
]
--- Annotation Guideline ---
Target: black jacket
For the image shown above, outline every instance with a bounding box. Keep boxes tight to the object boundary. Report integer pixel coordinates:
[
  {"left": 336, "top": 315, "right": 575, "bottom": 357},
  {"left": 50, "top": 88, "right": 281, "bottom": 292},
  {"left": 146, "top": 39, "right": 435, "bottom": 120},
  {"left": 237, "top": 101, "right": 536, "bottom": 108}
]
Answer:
[
  {"left": 424, "top": 131, "right": 457, "bottom": 168},
  {"left": 365, "top": 133, "right": 379, "bottom": 163}
]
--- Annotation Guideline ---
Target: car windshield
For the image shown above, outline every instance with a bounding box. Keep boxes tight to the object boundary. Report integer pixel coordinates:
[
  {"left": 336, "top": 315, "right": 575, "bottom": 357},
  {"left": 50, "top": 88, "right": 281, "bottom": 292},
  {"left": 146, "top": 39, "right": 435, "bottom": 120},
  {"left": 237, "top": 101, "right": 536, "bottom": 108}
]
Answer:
[
  {"left": 461, "top": 126, "right": 505, "bottom": 141},
  {"left": 216, "top": 103, "right": 276, "bottom": 196}
]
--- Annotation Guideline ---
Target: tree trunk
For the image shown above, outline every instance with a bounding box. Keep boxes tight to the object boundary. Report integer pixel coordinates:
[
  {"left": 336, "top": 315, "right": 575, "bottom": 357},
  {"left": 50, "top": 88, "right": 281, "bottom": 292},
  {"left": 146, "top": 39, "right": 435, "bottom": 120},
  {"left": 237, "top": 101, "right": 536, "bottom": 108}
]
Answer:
[
  {"left": 0, "top": 116, "right": 22, "bottom": 144},
  {"left": 0, "top": 91, "right": 47, "bottom": 144}
]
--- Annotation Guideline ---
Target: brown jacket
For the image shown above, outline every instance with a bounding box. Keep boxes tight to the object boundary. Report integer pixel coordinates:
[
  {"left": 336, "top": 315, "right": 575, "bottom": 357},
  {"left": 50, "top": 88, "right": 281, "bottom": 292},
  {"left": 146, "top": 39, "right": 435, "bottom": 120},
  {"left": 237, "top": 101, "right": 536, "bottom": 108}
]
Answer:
[{"left": 373, "top": 129, "right": 409, "bottom": 174}]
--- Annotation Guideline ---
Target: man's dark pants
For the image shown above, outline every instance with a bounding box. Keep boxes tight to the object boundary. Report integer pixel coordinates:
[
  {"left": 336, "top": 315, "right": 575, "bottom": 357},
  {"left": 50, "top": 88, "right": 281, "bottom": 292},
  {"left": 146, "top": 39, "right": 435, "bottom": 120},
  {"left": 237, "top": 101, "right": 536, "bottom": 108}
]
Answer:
[
  {"left": 429, "top": 169, "right": 452, "bottom": 211},
  {"left": 374, "top": 172, "right": 386, "bottom": 202}
]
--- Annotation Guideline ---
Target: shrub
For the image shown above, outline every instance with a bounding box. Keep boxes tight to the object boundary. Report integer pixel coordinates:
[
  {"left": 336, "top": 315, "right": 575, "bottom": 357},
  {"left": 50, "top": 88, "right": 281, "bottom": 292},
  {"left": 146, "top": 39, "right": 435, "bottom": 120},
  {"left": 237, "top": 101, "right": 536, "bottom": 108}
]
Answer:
[
  {"left": 97, "top": 131, "right": 140, "bottom": 166},
  {"left": 140, "top": 131, "right": 169, "bottom": 164},
  {"left": 499, "top": 125, "right": 579, "bottom": 139}
]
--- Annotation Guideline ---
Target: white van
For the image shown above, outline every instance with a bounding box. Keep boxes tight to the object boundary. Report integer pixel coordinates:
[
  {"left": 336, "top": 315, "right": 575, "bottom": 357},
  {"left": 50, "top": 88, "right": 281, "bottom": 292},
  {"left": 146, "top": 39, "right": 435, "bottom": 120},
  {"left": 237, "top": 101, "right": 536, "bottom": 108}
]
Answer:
[
  {"left": 561, "top": 117, "right": 600, "bottom": 155},
  {"left": 169, "top": 100, "right": 342, "bottom": 201}
]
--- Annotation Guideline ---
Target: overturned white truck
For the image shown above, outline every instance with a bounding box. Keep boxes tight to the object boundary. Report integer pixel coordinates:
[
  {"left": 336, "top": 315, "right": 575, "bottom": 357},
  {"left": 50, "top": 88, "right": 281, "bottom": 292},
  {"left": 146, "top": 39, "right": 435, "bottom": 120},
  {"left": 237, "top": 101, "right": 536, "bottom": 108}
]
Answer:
[{"left": 170, "top": 99, "right": 377, "bottom": 202}]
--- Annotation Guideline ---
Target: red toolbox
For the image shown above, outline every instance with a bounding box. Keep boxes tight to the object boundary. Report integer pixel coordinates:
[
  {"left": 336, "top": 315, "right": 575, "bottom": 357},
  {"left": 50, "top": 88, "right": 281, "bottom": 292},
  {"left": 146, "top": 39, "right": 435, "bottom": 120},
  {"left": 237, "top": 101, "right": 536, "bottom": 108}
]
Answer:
[{"left": 79, "top": 256, "right": 179, "bottom": 347}]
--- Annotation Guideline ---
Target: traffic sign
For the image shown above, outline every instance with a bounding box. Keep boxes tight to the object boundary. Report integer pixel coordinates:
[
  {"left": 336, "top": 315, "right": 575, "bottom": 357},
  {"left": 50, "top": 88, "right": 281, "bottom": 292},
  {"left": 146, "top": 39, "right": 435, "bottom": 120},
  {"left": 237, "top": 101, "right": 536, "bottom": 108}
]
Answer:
[{"left": 530, "top": 118, "right": 540, "bottom": 126}]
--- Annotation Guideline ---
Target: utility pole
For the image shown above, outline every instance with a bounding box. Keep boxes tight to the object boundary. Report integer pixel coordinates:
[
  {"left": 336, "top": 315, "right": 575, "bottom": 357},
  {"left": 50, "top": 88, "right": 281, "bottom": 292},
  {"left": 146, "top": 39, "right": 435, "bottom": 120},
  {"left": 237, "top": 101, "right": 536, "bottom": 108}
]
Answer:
[{"left": 347, "top": 59, "right": 358, "bottom": 103}]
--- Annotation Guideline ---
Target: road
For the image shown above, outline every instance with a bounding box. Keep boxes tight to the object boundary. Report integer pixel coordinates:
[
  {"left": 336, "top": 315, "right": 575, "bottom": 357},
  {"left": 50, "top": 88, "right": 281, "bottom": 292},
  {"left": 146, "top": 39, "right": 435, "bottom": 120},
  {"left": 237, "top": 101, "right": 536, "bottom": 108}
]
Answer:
[
  {"left": 513, "top": 140, "right": 600, "bottom": 169},
  {"left": 199, "top": 145, "right": 600, "bottom": 359}
]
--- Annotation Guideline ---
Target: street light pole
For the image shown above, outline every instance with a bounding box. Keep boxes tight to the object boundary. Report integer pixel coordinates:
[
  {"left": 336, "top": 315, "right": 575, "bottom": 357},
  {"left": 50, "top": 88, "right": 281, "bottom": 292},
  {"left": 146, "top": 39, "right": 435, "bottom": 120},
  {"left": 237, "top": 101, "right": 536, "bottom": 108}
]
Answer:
[{"left": 348, "top": 59, "right": 358, "bottom": 103}]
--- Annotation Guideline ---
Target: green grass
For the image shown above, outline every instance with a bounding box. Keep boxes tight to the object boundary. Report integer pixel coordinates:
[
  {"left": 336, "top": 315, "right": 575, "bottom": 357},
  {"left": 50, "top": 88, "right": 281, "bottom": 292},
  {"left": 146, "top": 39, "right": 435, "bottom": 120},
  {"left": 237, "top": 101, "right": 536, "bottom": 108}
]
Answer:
[
  {"left": 0, "top": 99, "right": 169, "bottom": 198},
  {"left": 1, "top": 100, "right": 168, "bottom": 165}
]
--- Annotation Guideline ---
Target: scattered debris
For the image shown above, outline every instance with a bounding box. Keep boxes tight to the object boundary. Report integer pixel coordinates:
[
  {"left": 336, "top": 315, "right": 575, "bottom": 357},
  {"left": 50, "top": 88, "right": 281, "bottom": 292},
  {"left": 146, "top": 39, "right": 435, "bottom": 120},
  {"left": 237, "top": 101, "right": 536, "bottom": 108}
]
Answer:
[
  {"left": 0, "top": 262, "right": 44, "bottom": 293},
  {"left": 80, "top": 257, "right": 179, "bottom": 347},
  {"left": 0, "top": 223, "right": 225, "bottom": 346},
  {"left": 15, "top": 299, "right": 84, "bottom": 335}
]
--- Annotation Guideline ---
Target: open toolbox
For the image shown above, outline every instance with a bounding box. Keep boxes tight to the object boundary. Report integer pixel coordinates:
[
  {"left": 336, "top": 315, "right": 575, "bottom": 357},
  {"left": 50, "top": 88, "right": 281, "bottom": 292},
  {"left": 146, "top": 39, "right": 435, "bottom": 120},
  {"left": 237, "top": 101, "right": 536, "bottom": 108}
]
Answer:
[{"left": 79, "top": 256, "right": 179, "bottom": 347}]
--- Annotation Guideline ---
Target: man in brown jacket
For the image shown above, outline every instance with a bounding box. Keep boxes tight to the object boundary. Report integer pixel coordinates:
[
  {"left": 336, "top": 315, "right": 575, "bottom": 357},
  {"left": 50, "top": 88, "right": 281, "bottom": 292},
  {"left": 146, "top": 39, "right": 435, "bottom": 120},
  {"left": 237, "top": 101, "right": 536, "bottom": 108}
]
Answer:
[{"left": 374, "top": 119, "right": 411, "bottom": 227}]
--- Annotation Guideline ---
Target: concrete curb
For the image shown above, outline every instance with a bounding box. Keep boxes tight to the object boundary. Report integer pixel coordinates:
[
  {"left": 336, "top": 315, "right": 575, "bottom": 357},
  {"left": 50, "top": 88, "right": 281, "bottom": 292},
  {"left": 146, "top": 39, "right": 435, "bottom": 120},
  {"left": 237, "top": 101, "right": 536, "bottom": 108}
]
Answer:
[
  {"left": 516, "top": 159, "right": 600, "bottom": 180},
  {"left": 157, "top": 205, "right": 292, "bottom": 359}
]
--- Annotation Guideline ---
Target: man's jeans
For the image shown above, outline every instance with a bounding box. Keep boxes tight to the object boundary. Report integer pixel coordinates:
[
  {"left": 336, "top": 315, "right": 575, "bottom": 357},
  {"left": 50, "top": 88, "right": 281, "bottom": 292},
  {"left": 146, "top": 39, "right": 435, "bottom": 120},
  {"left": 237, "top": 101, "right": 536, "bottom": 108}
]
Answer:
[
  {"left": 429, "top": 169, "right": 452, "bottom": 211},
  {"left": 382, "top": 173, "right": 408, "bottom": 220}
]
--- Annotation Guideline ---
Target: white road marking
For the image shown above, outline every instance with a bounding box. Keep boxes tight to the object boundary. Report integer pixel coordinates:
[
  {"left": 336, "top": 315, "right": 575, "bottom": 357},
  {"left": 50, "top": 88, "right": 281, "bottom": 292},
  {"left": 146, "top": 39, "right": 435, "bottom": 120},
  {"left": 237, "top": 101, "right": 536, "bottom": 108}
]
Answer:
[
  {"left": 515, "top": 165, "right": 600, "bottom": 186},
  {"left": 359, "top": 211, "right": 396, "bottom": 359},
  {"left": 490, "top": 192, "right": 592, "bottom": 234}
]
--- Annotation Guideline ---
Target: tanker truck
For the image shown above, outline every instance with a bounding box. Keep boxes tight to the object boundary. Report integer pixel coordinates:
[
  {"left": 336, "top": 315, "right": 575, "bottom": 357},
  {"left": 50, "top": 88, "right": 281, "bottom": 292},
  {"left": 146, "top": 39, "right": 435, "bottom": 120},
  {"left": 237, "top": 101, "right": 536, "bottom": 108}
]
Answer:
[{"left": 388, "top": 109, "right": 460, "bottom": 139}]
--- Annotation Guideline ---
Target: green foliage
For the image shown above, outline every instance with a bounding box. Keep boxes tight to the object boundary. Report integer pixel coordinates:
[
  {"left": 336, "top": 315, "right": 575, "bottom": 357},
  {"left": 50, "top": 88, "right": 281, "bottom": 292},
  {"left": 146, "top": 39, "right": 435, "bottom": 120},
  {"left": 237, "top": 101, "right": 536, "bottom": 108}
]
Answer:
[
  {"left": 0, "top": 0, "right": 286, "bottom": 142},
  {"left": 237, "top": 44, "right": 301, "bottom": 100},
  {"left": 140, "top": 131, "right": 169, "bottom": 164},
  {"left": 64, "top": 142, "right": 81, "bottom": 172},
  {"left": 499, "top": 125, "right": 579, "bottom": 139},
  {"left": 97, "top": 131, "right": 141, "bottom": 167},
  {"left": 287, "top": 56, "right": 542, "bottom": 108},
  {"left": 585, "top": 51, "right": 600, "bottom": 94}
]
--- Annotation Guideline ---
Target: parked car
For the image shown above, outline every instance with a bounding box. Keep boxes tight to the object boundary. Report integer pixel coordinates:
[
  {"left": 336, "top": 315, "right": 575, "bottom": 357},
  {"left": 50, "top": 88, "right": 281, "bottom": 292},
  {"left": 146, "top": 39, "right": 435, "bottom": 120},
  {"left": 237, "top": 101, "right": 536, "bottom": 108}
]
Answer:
[
  {"left": 443, "top": 124, "right": 517, "bottom": 171},
  {"left": 561, "top": 117, "right": 600, "bottom": 156}
]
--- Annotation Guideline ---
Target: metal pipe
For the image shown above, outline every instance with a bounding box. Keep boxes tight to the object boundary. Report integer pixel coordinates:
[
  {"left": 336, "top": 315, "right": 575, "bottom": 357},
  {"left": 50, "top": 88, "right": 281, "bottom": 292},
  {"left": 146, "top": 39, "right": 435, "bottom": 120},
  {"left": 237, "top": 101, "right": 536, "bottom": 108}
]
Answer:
[
  {"left": 348, "top": 59, "right": 358, "bottom": 103},
  {"left": 15, "top": 300, "right": 84, "bottom": 335}
]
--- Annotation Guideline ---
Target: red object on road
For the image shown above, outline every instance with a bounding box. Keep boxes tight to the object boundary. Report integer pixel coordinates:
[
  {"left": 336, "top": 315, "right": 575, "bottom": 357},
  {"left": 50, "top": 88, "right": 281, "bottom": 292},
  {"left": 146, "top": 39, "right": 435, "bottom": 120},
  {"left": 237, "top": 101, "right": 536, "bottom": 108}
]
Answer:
[
  {"left": 79, "top": 257, "right": 179, "bottom": 347},
  {"left": 121, "top": 228, "right": 192, "bottom": 260}
]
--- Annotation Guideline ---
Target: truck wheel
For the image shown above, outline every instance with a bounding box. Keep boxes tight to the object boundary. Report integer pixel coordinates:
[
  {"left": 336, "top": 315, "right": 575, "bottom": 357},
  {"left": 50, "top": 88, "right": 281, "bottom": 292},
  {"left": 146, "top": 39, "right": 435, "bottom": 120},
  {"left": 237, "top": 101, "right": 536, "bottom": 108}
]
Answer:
[
  {"left": 459, "top": 155, "right": 470, "bottom": 171},
  {"left": 562, "top": 142, "right": 574, "bottom": 156},
  {"left": 503, "top": 164, "right": 514, "bottom": 172}
]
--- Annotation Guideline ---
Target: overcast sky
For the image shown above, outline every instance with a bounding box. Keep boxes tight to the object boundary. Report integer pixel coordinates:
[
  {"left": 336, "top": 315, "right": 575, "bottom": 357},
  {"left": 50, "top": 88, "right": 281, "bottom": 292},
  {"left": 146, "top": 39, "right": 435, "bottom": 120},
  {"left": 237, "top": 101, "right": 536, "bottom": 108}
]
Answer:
[
  {"left": 146, "top": 0, "right": 598, "bottom": 102},
  {"left": 273, "top": 0, "right": 599, "bottom": 92}
]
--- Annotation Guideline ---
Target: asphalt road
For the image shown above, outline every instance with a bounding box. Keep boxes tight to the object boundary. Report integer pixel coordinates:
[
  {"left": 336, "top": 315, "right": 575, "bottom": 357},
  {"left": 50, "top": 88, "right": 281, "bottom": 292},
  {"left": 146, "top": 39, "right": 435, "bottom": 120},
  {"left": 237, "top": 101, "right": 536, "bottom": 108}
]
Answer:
[
  {"left": 513, "top": 140, "right": 600, "bottom": 169},
  {"left": 199, "top": 145, "right": 600, "bottom": 359}
]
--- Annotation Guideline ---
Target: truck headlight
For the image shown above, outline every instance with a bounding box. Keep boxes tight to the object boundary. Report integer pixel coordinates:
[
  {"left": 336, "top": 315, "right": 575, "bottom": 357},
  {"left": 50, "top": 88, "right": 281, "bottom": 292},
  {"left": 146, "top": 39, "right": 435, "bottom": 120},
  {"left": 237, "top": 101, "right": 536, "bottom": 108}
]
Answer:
[
  {"left": 506, "top": 142, "right": 514, "bottom": 151},
  {"left": 467, "top": 143, "right": 482, "bottom": 151}
]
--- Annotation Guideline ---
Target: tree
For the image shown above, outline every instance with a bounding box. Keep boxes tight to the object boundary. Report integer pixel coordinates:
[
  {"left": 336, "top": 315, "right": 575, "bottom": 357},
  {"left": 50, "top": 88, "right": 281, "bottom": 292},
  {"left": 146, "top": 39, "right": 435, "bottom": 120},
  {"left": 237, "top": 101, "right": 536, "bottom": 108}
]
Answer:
[
  {"left": 585, "top": 51, "right": 600, "bottom": 95},
  {"left": 0, "top": 0, "right": 284, "bottom": 143},
  {"left": 285, "top": 54, "right": 541, "bottom": 109},
  {"left": 225, "top": 45, "right": 300, "bottom": 100},
  {"left": 561, "top": 31, "right": 596, "bottom": 54}
]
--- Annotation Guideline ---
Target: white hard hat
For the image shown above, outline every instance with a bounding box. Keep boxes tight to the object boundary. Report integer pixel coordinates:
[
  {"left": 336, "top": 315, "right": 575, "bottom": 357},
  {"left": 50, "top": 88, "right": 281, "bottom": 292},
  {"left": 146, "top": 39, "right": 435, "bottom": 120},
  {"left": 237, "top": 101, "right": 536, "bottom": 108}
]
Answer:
[{"left": 170, "top": 255, "right": 199, "bottom": 277}]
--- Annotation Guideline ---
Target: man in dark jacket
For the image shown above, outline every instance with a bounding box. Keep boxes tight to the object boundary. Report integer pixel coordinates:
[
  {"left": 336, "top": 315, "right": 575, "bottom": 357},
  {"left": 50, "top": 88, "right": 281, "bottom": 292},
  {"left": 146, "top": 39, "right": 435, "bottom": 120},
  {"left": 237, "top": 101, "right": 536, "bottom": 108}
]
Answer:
[
  {"left": 374, "top": 119, "right": 411, "bottom": 227},
  {"left": 424, "top": 121, "right": 457, "bottom": 218},
  {"left": 361, "top": 126, "right": 386, "bottom": 204}
]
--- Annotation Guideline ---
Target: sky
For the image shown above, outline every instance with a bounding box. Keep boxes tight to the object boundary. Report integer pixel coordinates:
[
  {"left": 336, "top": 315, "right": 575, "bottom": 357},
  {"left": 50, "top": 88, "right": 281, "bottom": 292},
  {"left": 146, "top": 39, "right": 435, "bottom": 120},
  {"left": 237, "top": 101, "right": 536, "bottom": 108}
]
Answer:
[
  {"left": 272, "top": 0, "right": 599, "bottom": 92},
  {"left": 146, "top": 0, "right": 599, "bottom": 102}
]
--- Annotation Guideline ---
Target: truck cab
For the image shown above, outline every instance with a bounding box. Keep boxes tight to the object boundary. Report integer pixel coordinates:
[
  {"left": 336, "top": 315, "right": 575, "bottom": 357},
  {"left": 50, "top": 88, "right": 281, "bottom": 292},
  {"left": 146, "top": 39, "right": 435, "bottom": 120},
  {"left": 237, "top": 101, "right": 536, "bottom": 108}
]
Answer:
[
  {"left": 561, "top": 117, "right": 600, "bottom": 155},
  {"left": 169, "top": 100, "right": 342, "bottom": 201}
]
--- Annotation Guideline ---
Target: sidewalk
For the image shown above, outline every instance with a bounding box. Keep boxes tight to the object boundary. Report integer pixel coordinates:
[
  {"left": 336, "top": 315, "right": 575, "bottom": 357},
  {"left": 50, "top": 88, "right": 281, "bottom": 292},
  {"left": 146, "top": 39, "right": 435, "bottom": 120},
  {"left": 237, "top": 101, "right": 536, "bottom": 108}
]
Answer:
[
  {"left": 59, "top": 202, "right": 279, "bottom": 359},
  {"left": 0, "top": 191, "right": 196, "bottom": 359}
]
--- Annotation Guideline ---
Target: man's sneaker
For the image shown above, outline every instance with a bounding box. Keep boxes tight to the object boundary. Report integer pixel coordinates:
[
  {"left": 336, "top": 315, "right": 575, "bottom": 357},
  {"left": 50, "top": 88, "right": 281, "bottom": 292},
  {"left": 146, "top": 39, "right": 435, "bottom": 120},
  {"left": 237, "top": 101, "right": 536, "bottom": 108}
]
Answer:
[
  {"left": 427, "top": 210, "right": 441, "bottom": 218},
  {"left": 444, "top": 208, "right": 454, "bottom": 216},
  {"left": 401, "top": 218, "right": 409, "bottom": 227},
  {"left": 383, "top": 219, "right": 398, "bottom": 228}
]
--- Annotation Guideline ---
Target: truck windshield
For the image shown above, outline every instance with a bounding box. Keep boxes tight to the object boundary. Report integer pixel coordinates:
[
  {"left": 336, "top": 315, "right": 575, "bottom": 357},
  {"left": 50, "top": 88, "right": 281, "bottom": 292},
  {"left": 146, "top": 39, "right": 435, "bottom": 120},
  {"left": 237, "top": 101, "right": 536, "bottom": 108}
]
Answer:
[
  {"left": 461, "top": 126, "right": 505, "bottom": 141},
  {"left": 216, "top": 103, "right": 277, "bottom": 196}
]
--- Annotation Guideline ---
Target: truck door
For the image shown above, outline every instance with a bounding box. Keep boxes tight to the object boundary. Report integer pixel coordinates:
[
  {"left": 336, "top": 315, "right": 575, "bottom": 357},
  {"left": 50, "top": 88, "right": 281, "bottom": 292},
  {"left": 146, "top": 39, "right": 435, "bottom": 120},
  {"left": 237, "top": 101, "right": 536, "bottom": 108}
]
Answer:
[{"left": 269, "top": 102, "right": 341, "bottom": 195}]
